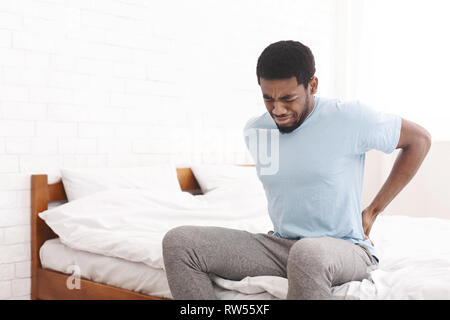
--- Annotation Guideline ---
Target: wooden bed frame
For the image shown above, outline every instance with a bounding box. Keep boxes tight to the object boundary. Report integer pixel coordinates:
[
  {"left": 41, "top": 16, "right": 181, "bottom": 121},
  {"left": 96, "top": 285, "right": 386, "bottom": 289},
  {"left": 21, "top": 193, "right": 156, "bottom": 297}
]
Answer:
[{"left": 31, "top": 167, "right": 202, "bottom": 300}]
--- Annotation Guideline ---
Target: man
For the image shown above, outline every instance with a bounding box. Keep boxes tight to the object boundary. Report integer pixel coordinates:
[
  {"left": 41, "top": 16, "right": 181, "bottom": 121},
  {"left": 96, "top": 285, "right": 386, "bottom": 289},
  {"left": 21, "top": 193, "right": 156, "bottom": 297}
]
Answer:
[{"left": 162, "top": 40, "right": 431, "bottom": 299}]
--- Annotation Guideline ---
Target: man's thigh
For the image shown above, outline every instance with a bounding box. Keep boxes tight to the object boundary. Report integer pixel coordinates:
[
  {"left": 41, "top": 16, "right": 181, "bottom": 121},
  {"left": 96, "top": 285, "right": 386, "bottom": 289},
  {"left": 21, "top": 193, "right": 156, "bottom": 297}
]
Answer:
[{"left": 162, "top": 225, "right": 292, "bottom": 280}]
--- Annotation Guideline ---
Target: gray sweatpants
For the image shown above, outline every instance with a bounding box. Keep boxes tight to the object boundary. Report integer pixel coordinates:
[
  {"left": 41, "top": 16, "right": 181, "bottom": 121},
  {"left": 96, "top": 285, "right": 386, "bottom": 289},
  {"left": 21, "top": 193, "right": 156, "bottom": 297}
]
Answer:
[{"left": 162, "top": 225, "right": 379, "bottom": 300}]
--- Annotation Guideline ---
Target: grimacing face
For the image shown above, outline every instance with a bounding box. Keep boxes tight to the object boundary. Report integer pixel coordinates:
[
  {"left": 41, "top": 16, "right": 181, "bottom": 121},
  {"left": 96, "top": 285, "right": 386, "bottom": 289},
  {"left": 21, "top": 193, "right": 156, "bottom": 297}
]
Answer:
[{"left": 260, "top": 76, "right": 318, "bottom": 133}]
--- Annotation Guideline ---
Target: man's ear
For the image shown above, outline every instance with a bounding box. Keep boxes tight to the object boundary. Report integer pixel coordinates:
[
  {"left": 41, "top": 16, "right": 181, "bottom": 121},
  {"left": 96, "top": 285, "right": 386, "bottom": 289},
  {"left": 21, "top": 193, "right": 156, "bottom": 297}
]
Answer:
[{"left": 309, "top": 76, "right": 318, "bottom": 95}]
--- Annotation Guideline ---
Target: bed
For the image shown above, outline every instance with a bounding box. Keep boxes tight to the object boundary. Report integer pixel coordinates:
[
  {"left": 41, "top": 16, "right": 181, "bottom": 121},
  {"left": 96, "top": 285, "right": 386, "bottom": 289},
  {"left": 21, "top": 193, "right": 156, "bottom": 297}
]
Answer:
[
  {"left": 31, "top": 166, "right": 450, "bottom": 300},
  {"left": 31, "top": 167, "right": 202, "bottom": 300},
  {"left": 31, "top": 166, "right": 278, "bottom": 300}
]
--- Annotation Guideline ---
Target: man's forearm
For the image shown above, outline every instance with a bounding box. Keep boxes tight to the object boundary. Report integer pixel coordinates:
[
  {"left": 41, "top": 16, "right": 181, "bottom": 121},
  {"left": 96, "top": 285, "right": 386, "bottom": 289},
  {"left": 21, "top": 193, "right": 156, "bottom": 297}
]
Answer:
[{"left": 368, "top": 138, "right": 432, "bottom": 215}]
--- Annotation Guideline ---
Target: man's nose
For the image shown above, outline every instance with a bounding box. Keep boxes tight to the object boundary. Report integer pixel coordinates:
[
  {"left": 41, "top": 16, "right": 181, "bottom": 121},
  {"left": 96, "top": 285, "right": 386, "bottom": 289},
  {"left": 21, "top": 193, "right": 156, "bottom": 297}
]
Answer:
[{"left": 272, "top": 101, "right": 288, "bottom": 116}]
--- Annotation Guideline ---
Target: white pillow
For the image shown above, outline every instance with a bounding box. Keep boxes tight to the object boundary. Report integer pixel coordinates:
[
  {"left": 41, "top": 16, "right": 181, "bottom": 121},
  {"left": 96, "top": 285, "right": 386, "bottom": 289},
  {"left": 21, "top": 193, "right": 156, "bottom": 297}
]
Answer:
[
  {"left": 190, "top": 164, "right": 260, "bottom": 194},
  {"left": 61, "top": 165, "right": 181, "bottom": 201}
]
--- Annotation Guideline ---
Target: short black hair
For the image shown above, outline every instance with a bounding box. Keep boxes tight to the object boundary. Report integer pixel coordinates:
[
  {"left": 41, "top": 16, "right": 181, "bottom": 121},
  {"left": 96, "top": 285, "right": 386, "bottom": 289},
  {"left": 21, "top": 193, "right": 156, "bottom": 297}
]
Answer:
[{"left": 256, "top": 40, "right": 316, "bottom": 88}]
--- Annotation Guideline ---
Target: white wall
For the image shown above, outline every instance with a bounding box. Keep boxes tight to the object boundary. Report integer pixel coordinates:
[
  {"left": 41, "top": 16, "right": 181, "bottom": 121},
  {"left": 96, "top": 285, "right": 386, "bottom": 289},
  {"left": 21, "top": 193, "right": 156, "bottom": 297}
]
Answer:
[
  {"left": 0, "top": 0, "right": 337, "bottom": 299},
  {"left": 362, "top": 141, "right": 450, "bottom": 220}
]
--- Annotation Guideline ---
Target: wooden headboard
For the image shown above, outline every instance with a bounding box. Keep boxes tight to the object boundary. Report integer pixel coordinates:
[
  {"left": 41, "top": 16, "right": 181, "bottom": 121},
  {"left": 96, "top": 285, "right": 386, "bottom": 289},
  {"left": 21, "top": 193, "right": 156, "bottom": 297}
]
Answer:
[{"left": 30, "top": 167, "right": 200, "bottom": 298}]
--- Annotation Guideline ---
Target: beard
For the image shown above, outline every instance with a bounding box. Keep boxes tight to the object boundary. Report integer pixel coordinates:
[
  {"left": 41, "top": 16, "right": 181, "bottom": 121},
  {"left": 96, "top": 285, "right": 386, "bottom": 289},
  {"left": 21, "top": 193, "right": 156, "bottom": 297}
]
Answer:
[{"left": 276, "top": 95, "right": 312, "bottom": 134}]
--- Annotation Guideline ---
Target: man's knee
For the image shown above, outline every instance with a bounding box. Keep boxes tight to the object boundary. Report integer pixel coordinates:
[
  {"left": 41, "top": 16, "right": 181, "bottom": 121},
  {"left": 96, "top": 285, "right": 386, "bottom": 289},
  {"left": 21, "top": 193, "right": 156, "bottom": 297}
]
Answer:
[
  {"left": 287, "top": 237, "right": 332, "bottom": 273},
  {"left": 162, "top": 225, "right": 197, "bottom": 251}
]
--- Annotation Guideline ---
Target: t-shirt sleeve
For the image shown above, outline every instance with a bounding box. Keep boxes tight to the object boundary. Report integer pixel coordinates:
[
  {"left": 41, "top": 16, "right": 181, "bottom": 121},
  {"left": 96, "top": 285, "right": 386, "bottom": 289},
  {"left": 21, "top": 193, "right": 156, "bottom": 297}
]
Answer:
[{"left": 354, "top": 101, "right": 402, "bottom": 155}]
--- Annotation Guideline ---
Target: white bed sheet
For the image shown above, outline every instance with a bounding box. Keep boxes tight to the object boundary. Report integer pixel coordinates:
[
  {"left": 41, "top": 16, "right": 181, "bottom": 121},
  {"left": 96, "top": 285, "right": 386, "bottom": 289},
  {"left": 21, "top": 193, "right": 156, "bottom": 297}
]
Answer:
[
  {"left": 38, "top": 185, "right": 450, "bottom": 299},
  {"left": 40, "top": 238, "right": 281, "bottom": 300},
  {"left": 40, "top": 213, "right": 450, "bottom": 300}
]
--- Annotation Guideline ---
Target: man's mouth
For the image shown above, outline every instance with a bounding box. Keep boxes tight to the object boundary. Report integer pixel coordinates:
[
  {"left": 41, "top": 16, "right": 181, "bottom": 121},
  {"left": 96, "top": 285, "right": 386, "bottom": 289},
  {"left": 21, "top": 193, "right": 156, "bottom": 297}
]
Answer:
[{"left": 274, "top": 116, "right": 293, "bottom": 126}]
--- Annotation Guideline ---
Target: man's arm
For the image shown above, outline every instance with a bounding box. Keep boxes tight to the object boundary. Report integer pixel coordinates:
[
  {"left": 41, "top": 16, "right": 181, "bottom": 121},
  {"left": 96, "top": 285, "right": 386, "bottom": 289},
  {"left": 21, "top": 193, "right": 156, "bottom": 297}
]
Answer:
[{"left": 362, "top": 118, "right": 432, "bottom": 237}]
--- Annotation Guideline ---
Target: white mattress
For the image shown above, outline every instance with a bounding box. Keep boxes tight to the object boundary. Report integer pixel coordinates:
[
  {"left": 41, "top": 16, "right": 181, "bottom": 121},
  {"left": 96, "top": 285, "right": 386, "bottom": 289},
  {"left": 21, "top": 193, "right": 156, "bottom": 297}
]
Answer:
[{"left": 40, "top": 238, "right": 279, "bottom": 300}]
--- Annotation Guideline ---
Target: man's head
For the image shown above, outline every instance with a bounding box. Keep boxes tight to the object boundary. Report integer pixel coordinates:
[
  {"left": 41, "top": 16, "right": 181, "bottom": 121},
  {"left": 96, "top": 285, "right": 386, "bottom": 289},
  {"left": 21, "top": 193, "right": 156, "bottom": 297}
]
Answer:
[{"left": 256, "top": 40, "right": 318, "bottom": 133}]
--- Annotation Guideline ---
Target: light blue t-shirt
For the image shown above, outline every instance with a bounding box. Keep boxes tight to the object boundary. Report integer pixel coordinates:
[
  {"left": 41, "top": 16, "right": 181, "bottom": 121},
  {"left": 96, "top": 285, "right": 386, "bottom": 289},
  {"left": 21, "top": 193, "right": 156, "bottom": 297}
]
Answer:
[{"left": 243, "top": 95, "right": 402, "bottom": 261}]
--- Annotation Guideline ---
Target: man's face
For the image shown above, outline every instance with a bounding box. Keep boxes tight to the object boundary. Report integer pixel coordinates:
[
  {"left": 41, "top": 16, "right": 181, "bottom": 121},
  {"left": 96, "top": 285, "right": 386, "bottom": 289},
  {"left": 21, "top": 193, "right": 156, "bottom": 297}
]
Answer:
[{"left": 260, "top": 76, "right": 317, "bottom": 133}]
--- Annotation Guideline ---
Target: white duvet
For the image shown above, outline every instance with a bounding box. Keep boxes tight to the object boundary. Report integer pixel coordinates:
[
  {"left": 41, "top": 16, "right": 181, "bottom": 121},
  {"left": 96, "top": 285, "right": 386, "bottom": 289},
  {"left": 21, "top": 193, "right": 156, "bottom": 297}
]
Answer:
[
  {"left": 39, "top": 184, "right": 273, "bottom": 270},
  {"left": 39, "top": 185, "right": 450, "bottom": 299}
]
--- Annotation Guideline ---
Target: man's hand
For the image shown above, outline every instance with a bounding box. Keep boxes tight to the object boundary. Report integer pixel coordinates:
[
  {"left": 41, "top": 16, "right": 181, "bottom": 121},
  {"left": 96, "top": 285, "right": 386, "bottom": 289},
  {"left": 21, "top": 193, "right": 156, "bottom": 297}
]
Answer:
[{"left": 362, "top": 207, "right": 377, "bottom": 246}]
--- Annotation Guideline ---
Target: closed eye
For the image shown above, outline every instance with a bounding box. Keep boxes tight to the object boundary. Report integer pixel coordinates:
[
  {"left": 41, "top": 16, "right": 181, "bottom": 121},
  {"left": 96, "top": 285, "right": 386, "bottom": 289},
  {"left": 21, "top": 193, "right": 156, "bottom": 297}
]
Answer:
[{"left": 263, "top": 95, "right": 298, "bottom": 103}]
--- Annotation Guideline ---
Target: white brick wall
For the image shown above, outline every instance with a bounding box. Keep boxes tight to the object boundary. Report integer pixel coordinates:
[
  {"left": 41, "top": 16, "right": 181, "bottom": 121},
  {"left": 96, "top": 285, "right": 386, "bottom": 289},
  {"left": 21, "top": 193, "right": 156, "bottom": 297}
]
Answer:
[{"left": 0, "top": 0, "right": 337, "bottom": 299}]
